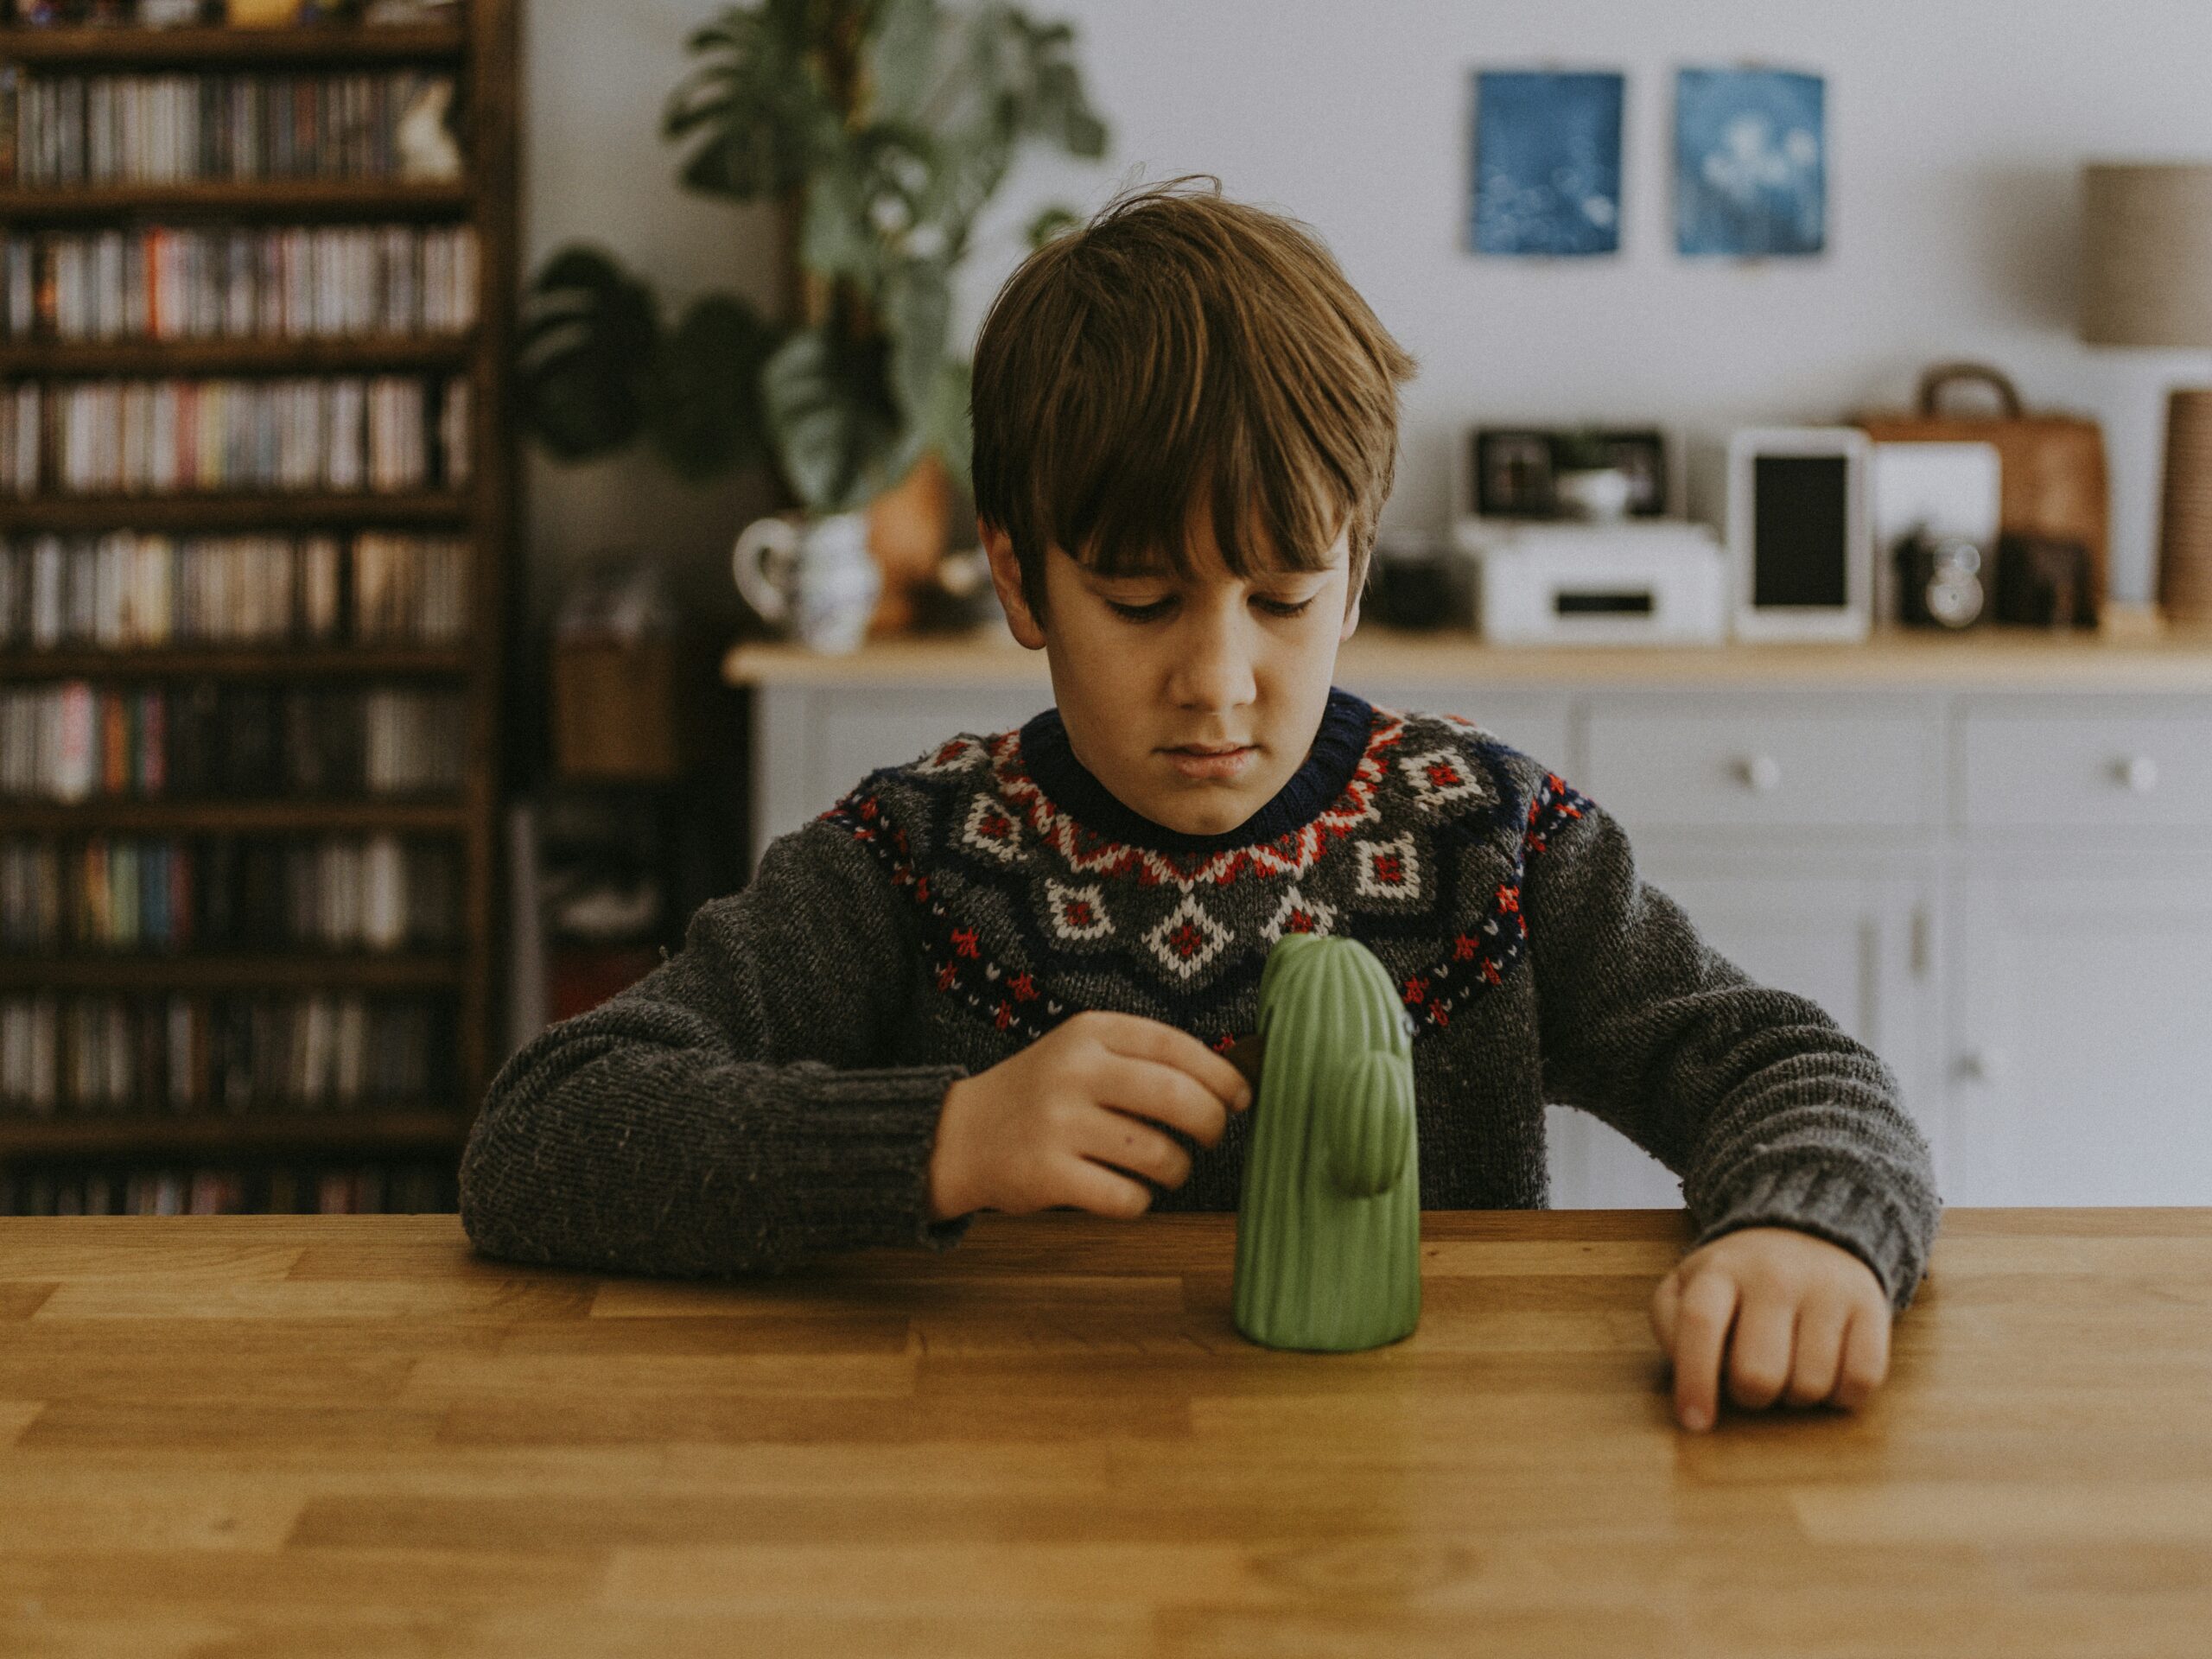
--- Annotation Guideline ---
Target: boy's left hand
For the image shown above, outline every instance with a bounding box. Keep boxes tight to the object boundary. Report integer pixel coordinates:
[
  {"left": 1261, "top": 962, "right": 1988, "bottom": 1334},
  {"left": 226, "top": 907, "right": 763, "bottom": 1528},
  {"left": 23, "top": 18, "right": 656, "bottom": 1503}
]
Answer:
[{"left": 1649, "top": 1225, "right": 1891, "bottom": 1432}]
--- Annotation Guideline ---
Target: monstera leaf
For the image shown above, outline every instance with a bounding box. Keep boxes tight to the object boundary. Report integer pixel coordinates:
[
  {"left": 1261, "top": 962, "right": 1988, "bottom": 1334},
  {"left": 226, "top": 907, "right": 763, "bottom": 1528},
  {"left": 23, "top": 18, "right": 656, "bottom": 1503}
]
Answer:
[
  {"left": 522, "top": 1, "right": 1109, "bottom": 503},
  {"left": 760, "top": 324, "right": 902, "bottom": 513},
  {"left": 650, "top": 293, "right": 780, "bottom": 481},
  {"left": 663, "top": 0, "right": 838, "bottom": 201},
  {"left": 516, "top": 246, "right": 663, "bottom": 461}
]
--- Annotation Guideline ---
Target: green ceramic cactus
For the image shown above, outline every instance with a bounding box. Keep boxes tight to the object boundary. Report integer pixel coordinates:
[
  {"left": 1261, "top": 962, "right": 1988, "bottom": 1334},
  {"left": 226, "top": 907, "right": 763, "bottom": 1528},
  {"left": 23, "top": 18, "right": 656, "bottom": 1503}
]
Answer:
[{"left": 1232, "top": 933, "right": 1421, "bottom": 1351}]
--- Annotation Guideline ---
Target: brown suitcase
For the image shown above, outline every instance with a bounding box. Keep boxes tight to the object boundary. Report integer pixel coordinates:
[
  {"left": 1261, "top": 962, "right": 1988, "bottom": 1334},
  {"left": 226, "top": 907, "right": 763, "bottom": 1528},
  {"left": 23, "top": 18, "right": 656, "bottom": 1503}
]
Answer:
[{"left": 1855, "top": 362, "right": 2110, "bottom": 609}]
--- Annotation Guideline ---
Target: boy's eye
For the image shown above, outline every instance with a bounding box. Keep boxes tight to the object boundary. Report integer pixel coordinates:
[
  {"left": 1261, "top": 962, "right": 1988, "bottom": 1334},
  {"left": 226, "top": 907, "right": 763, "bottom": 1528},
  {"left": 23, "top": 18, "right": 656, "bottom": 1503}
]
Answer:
[
  {"left": 1104, "top": 594, "right": 1317, "bottom": 621},
  {"left": 1106, "top": 597, "right": 1176, "bottom": 621}
]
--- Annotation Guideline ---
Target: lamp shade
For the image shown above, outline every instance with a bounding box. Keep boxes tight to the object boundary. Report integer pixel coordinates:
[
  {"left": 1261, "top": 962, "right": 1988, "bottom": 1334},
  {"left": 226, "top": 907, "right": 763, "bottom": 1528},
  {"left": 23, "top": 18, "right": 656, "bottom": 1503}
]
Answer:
[{"left": 2080, "top": 162, "right": 2212, "bottom": 348}]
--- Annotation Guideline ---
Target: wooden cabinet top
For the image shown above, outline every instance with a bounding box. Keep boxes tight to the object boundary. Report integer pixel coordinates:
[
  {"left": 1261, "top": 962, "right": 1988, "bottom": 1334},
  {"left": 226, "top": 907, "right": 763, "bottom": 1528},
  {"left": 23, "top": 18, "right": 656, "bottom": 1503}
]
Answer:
[
  {"left": 5, "top": 1206, "right": 2209, "bottom": 1652},
  {"left": 726, "top": 620, "right": 2212, "bottom": 691}
]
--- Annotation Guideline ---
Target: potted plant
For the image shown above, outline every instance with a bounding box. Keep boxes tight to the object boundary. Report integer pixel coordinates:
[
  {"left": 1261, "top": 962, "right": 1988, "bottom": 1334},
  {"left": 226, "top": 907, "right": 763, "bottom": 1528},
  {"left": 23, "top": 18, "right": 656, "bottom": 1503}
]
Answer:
[
  {"left": 1550, "top": 427, "right": 1634, "bottom": 523},
  {"left": 518, "top": 0, "right": 1108, "bottom": 640}
]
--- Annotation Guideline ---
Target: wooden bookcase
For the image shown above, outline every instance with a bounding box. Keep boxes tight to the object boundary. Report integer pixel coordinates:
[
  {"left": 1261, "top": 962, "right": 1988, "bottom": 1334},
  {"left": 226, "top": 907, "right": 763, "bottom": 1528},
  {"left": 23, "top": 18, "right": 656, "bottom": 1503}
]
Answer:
[{"left": 0, "top": 3, "right": 515, "bottom": 1212}]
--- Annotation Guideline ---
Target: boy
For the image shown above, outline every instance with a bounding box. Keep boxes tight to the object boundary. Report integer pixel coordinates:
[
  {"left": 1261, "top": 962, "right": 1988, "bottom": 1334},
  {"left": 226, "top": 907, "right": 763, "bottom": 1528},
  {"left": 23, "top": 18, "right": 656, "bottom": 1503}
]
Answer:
[{"left": 461, "top": 177, "right": 1942, "bottom": 1435}]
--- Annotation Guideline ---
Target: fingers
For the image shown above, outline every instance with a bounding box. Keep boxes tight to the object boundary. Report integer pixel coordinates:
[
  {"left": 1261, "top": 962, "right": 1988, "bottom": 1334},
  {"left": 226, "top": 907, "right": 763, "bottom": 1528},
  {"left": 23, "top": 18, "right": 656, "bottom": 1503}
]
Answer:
[
  {"left": 1725, "top": 1294, "right": 1797, "bottom": 1413},
  {"left": 1650, "top": 1266, "right": 1681, "bottom": 1351},
  {"left": 1078, "top": 1102, "right": 1192, "bottom": 1192},
  {"left": 1055, "top": 1152, "right": 1154, "bottom": 1220},
  {"left": 1088, "top": 1011, "right": 1253, "bottom": 1111},
  {"left": 1833, "top": 1303, "right": 1892, "bottom": 1411},
  {"left": 1786, "top": 1298, "right": 1852, "bottom": 1408},
  {"left": 1669, "top": 1270, "right": 1738, "bottom": 1432},
  {"left": 1090, "top": 1052, "right": 1236, "bottom": 1147}
]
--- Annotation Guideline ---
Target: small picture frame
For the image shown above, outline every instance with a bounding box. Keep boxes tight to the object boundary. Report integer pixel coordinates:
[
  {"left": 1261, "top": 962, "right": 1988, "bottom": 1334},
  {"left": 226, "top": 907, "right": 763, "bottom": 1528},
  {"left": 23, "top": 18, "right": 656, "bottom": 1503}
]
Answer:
[
  {"left": 1467, "top": 426, "right": 1672, "bottom": 519},
  {"left": 1727, "top": 426, "right": 1872, "bottom": 641}
]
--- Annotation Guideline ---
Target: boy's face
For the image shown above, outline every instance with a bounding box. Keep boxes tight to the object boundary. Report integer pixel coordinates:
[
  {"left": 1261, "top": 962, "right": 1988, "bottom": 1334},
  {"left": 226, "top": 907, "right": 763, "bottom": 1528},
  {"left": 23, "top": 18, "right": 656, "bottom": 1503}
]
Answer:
[{"left": 981, "top": 507, "right": 1362, "bottom": 837}]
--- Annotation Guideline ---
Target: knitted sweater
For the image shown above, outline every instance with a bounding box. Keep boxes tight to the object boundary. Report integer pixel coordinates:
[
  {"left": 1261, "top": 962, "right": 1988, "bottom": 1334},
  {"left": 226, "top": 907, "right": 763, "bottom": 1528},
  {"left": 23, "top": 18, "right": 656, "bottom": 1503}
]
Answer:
[{"left": 460, "top": 689, "right": 1942, "bottom": 1313}]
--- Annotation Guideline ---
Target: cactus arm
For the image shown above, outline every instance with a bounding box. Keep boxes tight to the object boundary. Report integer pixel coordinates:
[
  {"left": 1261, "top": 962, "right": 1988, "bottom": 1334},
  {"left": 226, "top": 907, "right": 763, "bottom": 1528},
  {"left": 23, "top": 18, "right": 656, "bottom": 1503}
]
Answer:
[{"left": 1322, "top": 1049, "right": 1414, "bottom": 1198}]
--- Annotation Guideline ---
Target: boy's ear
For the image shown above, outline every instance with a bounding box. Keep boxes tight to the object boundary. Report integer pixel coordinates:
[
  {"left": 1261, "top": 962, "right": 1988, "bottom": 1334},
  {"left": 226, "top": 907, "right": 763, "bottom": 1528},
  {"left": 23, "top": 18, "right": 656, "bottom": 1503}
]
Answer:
[
  {"left": 980, "top": 520, "right": 1049, "bottom": 650},
  {"left": 1339, "top": 586, "right": 1363, "bottom": 642}
]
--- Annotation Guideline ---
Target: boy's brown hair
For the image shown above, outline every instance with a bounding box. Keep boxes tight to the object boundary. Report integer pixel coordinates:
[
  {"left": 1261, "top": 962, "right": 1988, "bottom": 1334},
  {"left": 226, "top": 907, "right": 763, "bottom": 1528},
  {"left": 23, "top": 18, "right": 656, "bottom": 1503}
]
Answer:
[{"left": 969, "top": 175, "right": 1418, "bottom": 621}]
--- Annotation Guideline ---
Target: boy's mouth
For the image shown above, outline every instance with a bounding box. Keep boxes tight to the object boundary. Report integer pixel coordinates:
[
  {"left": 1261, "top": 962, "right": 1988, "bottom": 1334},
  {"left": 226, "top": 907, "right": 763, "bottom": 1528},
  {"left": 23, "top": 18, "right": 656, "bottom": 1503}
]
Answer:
[{"left": 1163, "top": 741, "right": 1256, "bottom": 779}]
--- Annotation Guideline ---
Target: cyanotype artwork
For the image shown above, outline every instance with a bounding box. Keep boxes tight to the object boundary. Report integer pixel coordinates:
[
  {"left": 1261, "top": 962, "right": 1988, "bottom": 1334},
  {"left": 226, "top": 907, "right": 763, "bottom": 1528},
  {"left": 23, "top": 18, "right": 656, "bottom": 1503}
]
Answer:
[
  {"left": 1470, "top": 71, "right": 1624, "bottom": 257},
  {"left": 1675, "top": 67, "right": 1827, "bottom": 257}
]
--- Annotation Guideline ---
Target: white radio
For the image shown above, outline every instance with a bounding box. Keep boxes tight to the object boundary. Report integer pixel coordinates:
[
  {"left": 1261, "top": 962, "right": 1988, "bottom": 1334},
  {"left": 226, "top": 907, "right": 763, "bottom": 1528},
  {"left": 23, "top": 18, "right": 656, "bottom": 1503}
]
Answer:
[{"left": 1452, "top": 519, "right": 1729, "bottom": 645}]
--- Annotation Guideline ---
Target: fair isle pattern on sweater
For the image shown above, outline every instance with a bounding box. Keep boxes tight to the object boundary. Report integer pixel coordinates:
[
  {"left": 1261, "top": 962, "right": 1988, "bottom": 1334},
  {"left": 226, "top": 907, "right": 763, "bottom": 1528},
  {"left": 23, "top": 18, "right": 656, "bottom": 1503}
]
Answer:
[{"left": 821, "top": 693, "right": 1595, "bottom": 1052}]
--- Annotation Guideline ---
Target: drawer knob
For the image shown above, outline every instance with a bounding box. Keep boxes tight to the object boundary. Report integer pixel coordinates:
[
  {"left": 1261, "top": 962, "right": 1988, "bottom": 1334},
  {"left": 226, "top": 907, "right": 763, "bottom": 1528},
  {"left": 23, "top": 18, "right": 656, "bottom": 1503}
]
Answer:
[
  {"left": 2115, "top": 754, "right": 2160, "bottom": 794},
  {"left": 1734, "top": 753, "right": 1783, "bottom": 793}
]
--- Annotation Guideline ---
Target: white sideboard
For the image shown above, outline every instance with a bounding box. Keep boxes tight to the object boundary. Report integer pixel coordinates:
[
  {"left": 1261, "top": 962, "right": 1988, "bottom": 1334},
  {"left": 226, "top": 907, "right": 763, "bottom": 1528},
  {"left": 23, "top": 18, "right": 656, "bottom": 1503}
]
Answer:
[{"left": 726, "top": 626, "right": 2212, "bottom": 1211}]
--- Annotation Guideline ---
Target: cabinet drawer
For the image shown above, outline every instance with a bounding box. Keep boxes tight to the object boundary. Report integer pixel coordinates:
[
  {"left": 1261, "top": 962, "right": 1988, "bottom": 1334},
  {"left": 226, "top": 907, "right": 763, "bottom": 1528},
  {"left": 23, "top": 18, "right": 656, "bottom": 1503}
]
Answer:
[
  {"left": 1959, "top": 702, "right": 2212, "bottom": 829},
  {"left": 1583, "top": 704, "right": 1933, "bottom": 829}
]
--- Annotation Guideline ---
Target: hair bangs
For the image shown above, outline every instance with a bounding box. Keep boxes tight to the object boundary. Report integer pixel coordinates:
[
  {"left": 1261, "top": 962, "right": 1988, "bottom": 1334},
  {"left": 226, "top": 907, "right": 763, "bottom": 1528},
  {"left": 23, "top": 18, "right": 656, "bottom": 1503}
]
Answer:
[{"left": 971, "top": 175, "right": 1416, "bottom": 620}]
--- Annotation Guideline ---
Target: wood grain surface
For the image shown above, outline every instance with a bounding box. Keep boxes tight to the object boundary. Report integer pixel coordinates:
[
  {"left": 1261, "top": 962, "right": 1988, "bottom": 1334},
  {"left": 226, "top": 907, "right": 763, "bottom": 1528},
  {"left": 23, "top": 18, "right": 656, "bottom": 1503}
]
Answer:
[
  {"left": 1, "top": 1206, "right": 2207, "bottom": 1656},
  {"left": 723, "top": 622, "right": 2212, "bottom": 691}
]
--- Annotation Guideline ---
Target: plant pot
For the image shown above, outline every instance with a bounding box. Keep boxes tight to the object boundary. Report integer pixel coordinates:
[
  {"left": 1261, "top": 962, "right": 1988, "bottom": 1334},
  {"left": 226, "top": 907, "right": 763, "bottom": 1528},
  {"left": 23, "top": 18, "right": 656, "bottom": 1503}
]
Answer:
[{"left": 865, "top": 451, "right": 956, "bottom": 635}]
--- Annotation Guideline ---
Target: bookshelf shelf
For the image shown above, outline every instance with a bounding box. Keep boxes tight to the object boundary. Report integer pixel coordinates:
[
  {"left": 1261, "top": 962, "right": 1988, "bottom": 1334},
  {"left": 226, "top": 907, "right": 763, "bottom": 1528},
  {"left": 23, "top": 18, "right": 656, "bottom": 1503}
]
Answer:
[
  {"left": 0, "top": 181, "right": 475, "bottom": 223},
  {"left": 0, "top": 493, "right": 471, "bottom": 531},
  {"left": 0, "top": 1109, "right": 471, "bottom": 1159},
  {"left": 0, "top": 798, "right": 468, "bottom": 832},
  {"left": 0, "top": 646, "right": 474, "bottom": 680},
  {"left": 0, "top": 3, "right": 514, "bottom": 1217},
  {"left": 0, "top": 24, "right": 466, "bottom": 67},
  {"left": 0, "top": 334, "right": 475, "bottom": 377},
  {"left": 0, "top": 952, "right": 465, "bottom": 991}
]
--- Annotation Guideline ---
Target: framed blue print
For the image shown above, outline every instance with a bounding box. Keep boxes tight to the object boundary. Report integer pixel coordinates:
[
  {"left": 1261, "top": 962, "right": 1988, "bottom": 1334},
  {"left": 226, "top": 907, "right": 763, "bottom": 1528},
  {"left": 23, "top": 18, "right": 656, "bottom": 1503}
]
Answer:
[
  {"left": 1470, "top": 70, "right": 1625, "bottom": 257},
  {"left": 1674, "top": 67, "right": 1827, "bottom": 257}
]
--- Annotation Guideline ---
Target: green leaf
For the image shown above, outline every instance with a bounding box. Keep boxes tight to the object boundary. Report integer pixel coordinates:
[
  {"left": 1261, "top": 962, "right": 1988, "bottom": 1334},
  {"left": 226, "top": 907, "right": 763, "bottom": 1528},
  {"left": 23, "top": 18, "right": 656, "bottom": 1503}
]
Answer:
[
  {"left": 799, "top": 152, "right": 882, "bottom": 284},
  {"left": 882, "top": 354, "right": 971, "bottom": 492},
  {"left": 923, "top": 356, "right": 973, "bottom": 488},
  {"left": 760, "top": 325, "right": 902, "bottom": 513},
  {"left": 865, "top": 0, "right": 943, "bottom": 122},
  {"left": 663, "top": 3, "right": 836, "bottom": 202},
  {"left": 1024, "top": 202, "right": 1080, "bottom": 250},
  {"left": 882, "top": 257, "right": 951, "bottom": 423},
  {"left": 515, "top": 245, "right": 663, "bottom": 462},
  {"left": 648, "top": 293, "right": 782, "bottom": 481}
]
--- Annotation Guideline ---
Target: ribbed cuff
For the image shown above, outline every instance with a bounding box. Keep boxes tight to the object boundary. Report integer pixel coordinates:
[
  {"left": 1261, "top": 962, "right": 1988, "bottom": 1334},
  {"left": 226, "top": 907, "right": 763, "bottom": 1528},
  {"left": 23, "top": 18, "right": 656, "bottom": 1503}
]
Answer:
[
  {"left": 783, "top": 1064, "right": 976, "bottom": 1255},
  {"left": 1692, "top": 1162, "right": 1936, "bottom": 1314}
]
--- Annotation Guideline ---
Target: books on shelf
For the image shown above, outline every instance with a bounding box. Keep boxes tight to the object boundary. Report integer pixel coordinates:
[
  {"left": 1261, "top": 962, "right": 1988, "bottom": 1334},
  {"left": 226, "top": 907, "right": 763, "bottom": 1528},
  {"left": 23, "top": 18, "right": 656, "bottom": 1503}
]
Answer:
[
  {"left": 3, "top": 222, "right": 479, "bottom": 341},
  {"left": 0, "top": 529, "right": 469, "bottom": 647},
  {"left": 0, "top": 372, "right": 470, "bottom": 493},
  {"left": 0, "top": 828, "right": 460, "bottom": 950},
  {"left": 0, "top": 0, "right": 501, "bottom": 1218},
  {"left": 0, "top": 679, "right": 467, "bottom": 798},
  {"left": 1, "top": 67, "right": 463, "bottom": 188},
  {"left": 3, "top": 3, "right": 463, "bottom": 32},
  {"left": 2, "top": 988, "right": 447, "bottom": 1116},
  {"left": 0, "top": 1160, "right": 460, "bottom": 1217}
]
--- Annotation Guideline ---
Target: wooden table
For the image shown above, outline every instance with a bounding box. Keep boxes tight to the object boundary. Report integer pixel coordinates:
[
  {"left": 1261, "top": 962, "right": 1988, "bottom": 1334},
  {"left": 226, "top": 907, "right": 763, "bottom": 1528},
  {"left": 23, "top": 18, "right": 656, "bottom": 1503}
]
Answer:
[{"left": 2, "top": 1207, "right": 2207, "bottom": 1656}]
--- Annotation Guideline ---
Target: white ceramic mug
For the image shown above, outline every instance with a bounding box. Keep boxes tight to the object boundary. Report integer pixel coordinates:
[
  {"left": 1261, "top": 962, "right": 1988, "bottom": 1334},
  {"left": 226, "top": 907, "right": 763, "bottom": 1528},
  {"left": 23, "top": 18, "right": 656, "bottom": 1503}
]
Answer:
[{"left": 732, "top": 511, "right": 880, "bottom": 654}]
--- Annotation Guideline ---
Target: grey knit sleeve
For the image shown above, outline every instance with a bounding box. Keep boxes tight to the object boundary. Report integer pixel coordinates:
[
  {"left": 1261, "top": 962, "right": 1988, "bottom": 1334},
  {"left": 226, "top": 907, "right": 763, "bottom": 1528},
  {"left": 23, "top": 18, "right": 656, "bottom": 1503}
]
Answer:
[
  {"left": 1517, "top": 779, "right": 1943, "bottom": 1313},
  {"left": 457, "top": 815, "right": 973, "bottom": 1279}
]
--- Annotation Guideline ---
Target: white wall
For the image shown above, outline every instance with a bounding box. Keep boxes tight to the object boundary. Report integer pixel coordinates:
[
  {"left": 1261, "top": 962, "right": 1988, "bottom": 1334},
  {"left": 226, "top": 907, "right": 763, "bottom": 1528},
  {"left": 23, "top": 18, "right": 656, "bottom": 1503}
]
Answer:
[{"left": 524, "top": 0, "right": 2212, "bottom": 608}]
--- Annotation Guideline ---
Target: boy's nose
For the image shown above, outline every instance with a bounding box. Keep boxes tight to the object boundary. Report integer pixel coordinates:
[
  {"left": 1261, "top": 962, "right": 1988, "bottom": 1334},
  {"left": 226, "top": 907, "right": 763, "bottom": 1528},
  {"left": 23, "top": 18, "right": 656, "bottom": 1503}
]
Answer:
[{"left": 1167, "top": 612, "right": 1259, "bottom": 712}]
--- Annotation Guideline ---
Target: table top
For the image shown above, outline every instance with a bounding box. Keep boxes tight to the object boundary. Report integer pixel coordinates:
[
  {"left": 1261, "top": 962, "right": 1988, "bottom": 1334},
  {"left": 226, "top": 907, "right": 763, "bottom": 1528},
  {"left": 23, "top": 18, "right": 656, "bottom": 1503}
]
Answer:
[
  {"left": 3, "top": 1205, "right": 2208, "bottom": 1656},
  {"left": 724, "top": 618, "right": 2212, "bottom": 692}
]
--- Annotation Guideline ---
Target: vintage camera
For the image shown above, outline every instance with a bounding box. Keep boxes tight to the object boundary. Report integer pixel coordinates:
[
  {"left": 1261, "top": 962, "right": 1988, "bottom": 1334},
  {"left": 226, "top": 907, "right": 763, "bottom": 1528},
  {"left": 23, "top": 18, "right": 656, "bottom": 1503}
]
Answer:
[{"left": 1894, "top": 528, "right": 1986, "bottom": 629}]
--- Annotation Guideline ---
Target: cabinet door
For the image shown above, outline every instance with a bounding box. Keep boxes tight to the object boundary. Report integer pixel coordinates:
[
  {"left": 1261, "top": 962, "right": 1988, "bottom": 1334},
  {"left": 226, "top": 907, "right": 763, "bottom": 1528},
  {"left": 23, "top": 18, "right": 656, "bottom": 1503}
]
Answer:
[
  {"left": 1546, "top": 866, "right": 1937, "bottom": 1209},
  {"left": 1947, "top": 866, "right": 2212, "bottom": 1206},
  {"left": 751, "top": 683, "right": 1051, "bottom": 859}
]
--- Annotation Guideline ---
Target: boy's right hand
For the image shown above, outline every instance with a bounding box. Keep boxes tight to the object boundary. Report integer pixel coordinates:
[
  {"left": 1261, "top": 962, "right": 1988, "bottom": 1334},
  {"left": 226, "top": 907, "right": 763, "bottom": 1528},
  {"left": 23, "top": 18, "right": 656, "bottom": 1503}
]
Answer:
[{"left": 925, "top": 1010, "right": 1255, "bottom": 1223}]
